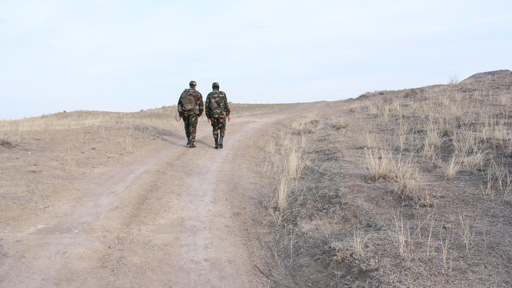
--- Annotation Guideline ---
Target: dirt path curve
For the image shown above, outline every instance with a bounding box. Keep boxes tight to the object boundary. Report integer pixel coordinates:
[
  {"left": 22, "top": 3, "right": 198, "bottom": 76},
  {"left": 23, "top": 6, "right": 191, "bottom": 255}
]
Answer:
[{"left": 1, "top": 103, "right": 323, "bottom": 288}]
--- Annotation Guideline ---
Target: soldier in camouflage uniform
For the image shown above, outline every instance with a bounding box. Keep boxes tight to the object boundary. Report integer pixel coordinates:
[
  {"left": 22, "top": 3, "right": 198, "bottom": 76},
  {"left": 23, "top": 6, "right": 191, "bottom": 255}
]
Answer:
[
  {"left": 178, "top": 80, "right": 204, "bottom": 148},
  {"left": 205, "top": 82, "right": 230, "bottom": 149}
]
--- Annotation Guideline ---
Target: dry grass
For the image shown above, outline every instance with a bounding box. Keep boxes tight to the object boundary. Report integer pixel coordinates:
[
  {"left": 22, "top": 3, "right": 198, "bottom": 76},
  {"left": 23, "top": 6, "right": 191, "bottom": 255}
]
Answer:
[
  {"left": 0, "top": 106, "right": 181, "bottom": 132},
  {"left": 422, "top": 121, "right": 445, "bottom": 161},
  {"left": 364, "top": 148, "right": 394, "bottom": 181},
  {"left": 229, "top": 103, "right": 283, "bottom": 117},
  {"left": 262, "top": 114, "right": 313, "bottom": 222},
  {"left": 0, "top": 103, "right": 278, "bottom": 133},
  {"left": 364, "top": 148, "right": 422, "bottom": 201},
  {"left": 259, "top": 71, "right": 512, "bottom": 287}
]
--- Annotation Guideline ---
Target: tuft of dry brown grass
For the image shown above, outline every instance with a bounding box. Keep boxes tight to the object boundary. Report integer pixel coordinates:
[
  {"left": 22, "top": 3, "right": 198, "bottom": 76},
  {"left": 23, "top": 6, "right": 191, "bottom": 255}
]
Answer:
[
  {"left": 364, "top": 147, "right": 394, "bottom": 182},
  {"left": 261, "top": 114, "right": 314, "bottom": 222}
]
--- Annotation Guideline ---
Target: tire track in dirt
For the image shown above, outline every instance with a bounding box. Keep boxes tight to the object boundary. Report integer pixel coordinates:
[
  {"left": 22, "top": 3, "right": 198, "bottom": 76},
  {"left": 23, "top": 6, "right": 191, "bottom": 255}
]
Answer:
[{"left": 0, "top": 103, "right": 321, "bottom": 288}]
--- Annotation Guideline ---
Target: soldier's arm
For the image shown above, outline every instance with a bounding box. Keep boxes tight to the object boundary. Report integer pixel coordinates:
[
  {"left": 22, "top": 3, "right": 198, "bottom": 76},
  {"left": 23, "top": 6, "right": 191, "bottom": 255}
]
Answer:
[
  {"left": 178, "top": 91, "right": 183, "bottom": 107},
  {"left": 205, "top": 95, "right": 210, "bottom": 119},
  {"left": 178, "top": 91, "right": 185, "bottom": 116},
  {"left": 224, "top": 93, "right": 231, "bottom": 117},
  {"left": 197, "top": 92, "right": 204, "bottom": 116}
]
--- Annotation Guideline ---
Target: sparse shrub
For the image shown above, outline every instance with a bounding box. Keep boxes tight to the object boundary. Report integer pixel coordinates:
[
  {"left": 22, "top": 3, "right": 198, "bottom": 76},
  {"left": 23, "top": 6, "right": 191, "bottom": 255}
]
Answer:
[
  {"left": 462, "top": 150, "right": 488, "bottom": 172},
  {"left": 263, "top": 127, "right": 307, "bottom": 220},
  {"left": 389, "top": 211, "right": 412, "bottom": 258},
  {"left": 482, "top": 160, "right": 512, "bottom": 200},
  {"left": 396, "top": 118, "right": 409, "bottom": 151},
  {"left": 365, "top": 148, "right": 394, "bottom": 182},
  {"left": 287, "top": 148, "right": 303, "bottom": 179},
  {"left": 0, "top": 138, "right": 16, "bottom": 149},
  {"left": 365, "top": 147, "right": 423, "bottom": 200},
  {"left": 394, "top": 153, "right": 421, "bottom": 200},
  {"left": 445, "top": 153, "right": 463, "bottom": 179},
  {"left": 422, "top": 122, "right": 445, "bottom": 161},
  {"left": 404, "top": 88, "right": 419, "bottom": 98}
]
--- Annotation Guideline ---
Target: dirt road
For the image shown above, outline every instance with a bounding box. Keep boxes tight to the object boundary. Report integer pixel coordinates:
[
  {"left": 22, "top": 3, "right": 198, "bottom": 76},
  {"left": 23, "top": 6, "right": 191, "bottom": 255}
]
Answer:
[{"left": 0, "top": 103, "right": 317, "bottom": 288}]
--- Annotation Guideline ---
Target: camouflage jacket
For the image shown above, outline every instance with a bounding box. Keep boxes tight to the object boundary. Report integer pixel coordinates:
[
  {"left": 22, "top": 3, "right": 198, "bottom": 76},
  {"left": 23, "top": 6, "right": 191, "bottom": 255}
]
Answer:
[
  {"left": 205, "top": 90, "right": 230, "bottom": 118},
  {"left": 178, "top": 88, "right": 204, "bottom": 116}
]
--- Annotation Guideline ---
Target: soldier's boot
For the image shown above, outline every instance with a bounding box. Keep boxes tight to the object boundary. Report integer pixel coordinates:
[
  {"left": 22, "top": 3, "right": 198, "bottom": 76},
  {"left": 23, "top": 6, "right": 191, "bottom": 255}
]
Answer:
[
  {"left": 189, "top": 140, "right": 196, "bottom": 148},
  {"left": 214, "top": 138, "right": 219, "bottom": 149},
  {"left": 219, "top": 135, "right": 224, "bottom": 149},
  {"left": 186, "top": 137, "right": 191, "bottom": 146}
]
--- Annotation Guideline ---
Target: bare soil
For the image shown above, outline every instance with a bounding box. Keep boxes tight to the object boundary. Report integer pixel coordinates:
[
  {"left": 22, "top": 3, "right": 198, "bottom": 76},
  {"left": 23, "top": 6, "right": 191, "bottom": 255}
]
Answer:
[{"left": 0, "top": 103, "right": 317, "bottom": 288}]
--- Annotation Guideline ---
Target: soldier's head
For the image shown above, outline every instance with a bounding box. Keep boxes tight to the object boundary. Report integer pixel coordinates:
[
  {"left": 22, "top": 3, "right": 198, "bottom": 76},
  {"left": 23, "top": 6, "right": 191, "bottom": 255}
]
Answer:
[
  {"left": 212, "top": 82, "right": 220, "bottom": 90},
  {"left": 189, "top": 80, "right": 197, "bottom": 88}
]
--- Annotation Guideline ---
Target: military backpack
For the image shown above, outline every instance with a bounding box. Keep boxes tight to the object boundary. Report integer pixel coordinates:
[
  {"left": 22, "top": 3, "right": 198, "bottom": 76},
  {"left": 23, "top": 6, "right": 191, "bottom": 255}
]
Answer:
[{"left": 181, "top": 89, "right": 196, "bottom": 111}]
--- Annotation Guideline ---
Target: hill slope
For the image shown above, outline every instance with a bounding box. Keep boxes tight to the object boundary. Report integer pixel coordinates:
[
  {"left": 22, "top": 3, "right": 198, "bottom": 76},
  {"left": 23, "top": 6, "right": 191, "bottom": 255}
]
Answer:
[
  {"left": 256, "top": 70, "right": 511, "bottom": 287},
  {"left": 1, "top": 71, "right": 511, "bottom": 287}
]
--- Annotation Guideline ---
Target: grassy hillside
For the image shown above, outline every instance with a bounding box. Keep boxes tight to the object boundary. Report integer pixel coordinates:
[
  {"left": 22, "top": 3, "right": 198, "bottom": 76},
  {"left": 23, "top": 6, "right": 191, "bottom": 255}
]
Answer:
[{"left": 259, "top": 70, "right": 512, "bottom": 287}]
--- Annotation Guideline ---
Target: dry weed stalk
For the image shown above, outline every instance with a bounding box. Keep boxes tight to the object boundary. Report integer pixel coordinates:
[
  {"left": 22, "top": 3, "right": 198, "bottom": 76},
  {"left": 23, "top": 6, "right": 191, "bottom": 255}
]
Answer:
[
  {"left": 445, "top": 154, "right": 463, "bottom": 179},
  {"left": 427, "top": 217, "right": 435, "bottom": 259},
  {"left": 440, "top": 232, "right": 452, "bottom": 274},
  {"left": 463, "top": 150, "right": 488, "bottom": 172},
  {"left": 365, "top": 132, "right": 379, "bottom": 149},
  {"left": 458, "top": 212, "right": 475, "bottom": 255},
  {"left": 287, "top": 148, "right": 301, "bottom": 179},
  {"left": 394, "top": 153, "right": 421, "bottom": 200},
  {"left": 397, "top": 117, "right": 409, "bottom": 152},
  {"left": 422, "top": 121, "right": 445, "bottom": 161},
  {"left": 481, "top": 168, "right": 495, "bottom": 199},
  {"left": 503, "top": 172, "right": 512, "bottom": 203},
  {"left": 353, "top": 224, "right": 367, "bottom": 257},
  {"left": 278, "top": 178, "right": 288, "bottom": 212},
  {"left": 482, "top": 160, "right": 512, "bottom": 200},
  {"left": 264, "top": 127, "right": 307, "bottom": 217},
  {"left": 365, "top": 148, "right": 394, "bottom": 182},
  {"left": 389, "top": 211, "right": 411, "bottom": 258},
  {"left": 278, "top": 147, "right": 306, "bottom": 214}
]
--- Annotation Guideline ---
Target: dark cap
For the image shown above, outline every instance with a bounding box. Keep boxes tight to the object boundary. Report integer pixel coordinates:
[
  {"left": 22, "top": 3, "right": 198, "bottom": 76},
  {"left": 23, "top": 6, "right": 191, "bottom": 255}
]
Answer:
[
  {"left": 212, "top": 82, "right": 219, "bottom": 88},
  {"left": 189, "top": 80, "right": 197, "bottom": 86}
]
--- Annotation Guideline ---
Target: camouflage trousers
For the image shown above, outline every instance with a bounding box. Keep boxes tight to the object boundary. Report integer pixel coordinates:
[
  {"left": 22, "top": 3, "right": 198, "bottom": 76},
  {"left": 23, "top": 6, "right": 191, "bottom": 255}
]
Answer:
[
  {"left": 210, "top": 117, "right": 226, "bottom": 140},
  {"left": 182, "top": 113, "right": 199, "bottom": 142}
]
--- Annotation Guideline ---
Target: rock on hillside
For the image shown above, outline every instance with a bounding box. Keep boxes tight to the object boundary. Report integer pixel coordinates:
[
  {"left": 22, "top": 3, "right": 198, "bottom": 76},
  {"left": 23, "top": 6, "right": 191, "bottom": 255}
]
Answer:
[{"left": 462, "top": 69, "right": 511, "bottom": 82}]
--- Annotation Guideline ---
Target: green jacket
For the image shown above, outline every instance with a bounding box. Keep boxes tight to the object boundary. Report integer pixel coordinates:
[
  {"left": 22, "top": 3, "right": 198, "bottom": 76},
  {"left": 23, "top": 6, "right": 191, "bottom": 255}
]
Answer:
[
  {"left": 205, "top": 90, "right": 230, "bottom": 118},
  {"left": 178, "top": 88, "right": 204, "bottom": 116}
]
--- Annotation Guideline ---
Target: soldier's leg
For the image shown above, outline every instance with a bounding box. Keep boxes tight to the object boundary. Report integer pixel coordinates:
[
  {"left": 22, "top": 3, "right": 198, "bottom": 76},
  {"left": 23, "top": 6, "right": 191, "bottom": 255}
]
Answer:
[
  {"left": 189, "top": 114, "right": 199, "bottom": 148},
  {"left": 218, "top": 117, "right": 227, "bottom": 149},
  {"left": 183, "top": 115, "right": 191, "bottom": 145},
  {"left": 211, "top": 118, "right": 219, "bottom": 149},
  {"left": 218, "top": 117, "right": 227, "bottom": 138}
]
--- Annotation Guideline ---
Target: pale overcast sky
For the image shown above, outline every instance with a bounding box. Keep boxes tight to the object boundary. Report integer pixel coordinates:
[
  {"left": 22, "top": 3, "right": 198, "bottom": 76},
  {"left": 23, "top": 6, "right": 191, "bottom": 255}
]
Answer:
[{"left": 1, "top": 0, "right": 511, "bottom": 120}]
